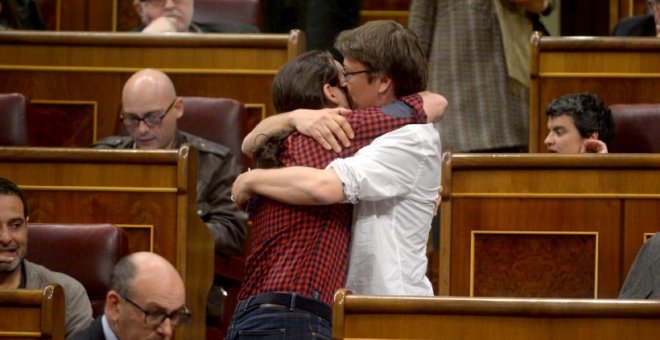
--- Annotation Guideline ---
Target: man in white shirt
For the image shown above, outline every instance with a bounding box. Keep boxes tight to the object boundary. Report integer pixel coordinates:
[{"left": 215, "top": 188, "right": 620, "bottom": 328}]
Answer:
[
  {"left": 233, "top": 20, "right": 444, "bottom": 296},
  {"left": 233, "top": 125, "right": 441, "bottom": 297}
]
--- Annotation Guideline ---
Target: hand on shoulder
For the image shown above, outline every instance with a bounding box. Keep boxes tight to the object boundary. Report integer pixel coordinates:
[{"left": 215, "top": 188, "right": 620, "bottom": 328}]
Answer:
[{"left": 292, "top": 107, "right": 354, "bottom": 152}]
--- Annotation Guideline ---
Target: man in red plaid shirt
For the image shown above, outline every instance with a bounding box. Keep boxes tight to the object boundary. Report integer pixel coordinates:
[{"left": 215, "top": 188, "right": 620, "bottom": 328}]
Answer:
[{"left": 226, "top": 21, "right": 446, "bottom": 339}]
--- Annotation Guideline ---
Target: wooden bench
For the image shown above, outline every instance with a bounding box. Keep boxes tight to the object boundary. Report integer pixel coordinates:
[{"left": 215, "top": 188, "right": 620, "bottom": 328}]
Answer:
[
  {"left": 332, "top": 289, "right": 660, "bottom": 340},
  {"left": 0, "top": 30, "right": 304, "bottom": 147},
  {"left": 529, "top": 34, "right": 660, "bottom": 152},
  {"left": 0, "top": 284, "right": 65, "bottom": 340},
  {"left": 439, "top": 153, "right": 660, "bottom": 298},
  {"left": 0, "top": 146, "right": 213, "bottom": 339}
]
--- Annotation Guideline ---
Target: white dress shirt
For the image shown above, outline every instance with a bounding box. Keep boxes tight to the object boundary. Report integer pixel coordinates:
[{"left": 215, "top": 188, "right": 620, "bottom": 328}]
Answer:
[
  {"left": 101, "top": 315, "right": 119, "bottom": 340},
  {"left": 328, "top": 124, "right": 441, "bottom": 296}
]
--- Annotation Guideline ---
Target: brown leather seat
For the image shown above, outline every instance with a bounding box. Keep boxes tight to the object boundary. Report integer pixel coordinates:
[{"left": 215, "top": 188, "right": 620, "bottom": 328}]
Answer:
[
  {"left": 178, "top": 96, "right": 250, "bottom": 168},
  {"left": 609, "top": 104, "right": 660, "bottom": 153},
  {"left": 0, "top": 93, "right": 29, "bottom": 146},
  {"left": 194, "top": 0, "right": 263, "bottom": 31},
  {"left": 26, "top": 223, "right": 129, "bottom": 317}
]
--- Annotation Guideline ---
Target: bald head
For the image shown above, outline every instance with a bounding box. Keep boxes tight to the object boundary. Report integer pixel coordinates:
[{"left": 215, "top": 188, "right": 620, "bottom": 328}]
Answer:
[
  {"left": 122, "top": 68, "right": 177, "bottom": 106},
  {"left": 121, "top": 68, "right": 183, "bottom": 149},
  {"left": 106, "top": 252, "right": 186, "bottom": 339},
  {"left": 110, "top": 251, "right": 184, "bottom": 300}
]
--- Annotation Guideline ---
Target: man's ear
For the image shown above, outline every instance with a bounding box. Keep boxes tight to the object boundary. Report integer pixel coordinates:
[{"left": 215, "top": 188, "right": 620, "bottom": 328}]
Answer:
[
  {"left": 105, "top": 290, "right": 121, "bottom": 317},
  {"left": 174, "top": 97, "right": 184, "bottom": 119},
  {"left": 322, "top": 84, "right": 341, "bottom": 107},
  {"left": 377, "top": 74, "right": 393, "bottom": 96}
]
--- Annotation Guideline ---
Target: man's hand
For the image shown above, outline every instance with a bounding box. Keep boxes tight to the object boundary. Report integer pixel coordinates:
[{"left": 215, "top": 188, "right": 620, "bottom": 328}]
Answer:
[
  {"left": 231, "top": 170, "right": 257, "bottom": 210},
  {"left": 420, "top": 91, "right": 449, "bottom": 123},
  {"left": 579, "top": 139, "right": 608, "bottom": 153},
  {"left": 142, "top": 16, "right": 178, "bottom": 33},
  {"left": 433, "top": 185, "right": 443, "bottom": 217},
  {"left": 292, "top": 108, "right": 354, "bottom": 152}
]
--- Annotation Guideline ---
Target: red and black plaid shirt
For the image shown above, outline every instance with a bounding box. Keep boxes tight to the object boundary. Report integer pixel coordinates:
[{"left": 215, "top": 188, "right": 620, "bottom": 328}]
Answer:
[{"left": 239, "top": 94, "right": 427, "bottom": 305}]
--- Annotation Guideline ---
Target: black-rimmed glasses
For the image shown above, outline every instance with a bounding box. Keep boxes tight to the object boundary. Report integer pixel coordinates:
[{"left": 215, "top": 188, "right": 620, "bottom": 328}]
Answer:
[
  {"left": 120, "top": 99, "right": 176, "bottom": 128},
  {"left": 342, "top": 65, "right": 371, "bottom": 82},
  {"left": 120, "top": 295, "right": 191, "bottom": 328}
]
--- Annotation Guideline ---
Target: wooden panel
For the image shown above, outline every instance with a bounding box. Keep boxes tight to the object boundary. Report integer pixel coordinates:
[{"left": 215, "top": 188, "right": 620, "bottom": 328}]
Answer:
[
  {"left": 333, "top": 290, "right": 660, "bottom": 340},
  {"left": 28, "top": 101, "right": 97, "bottom": 146},
  {"left": 0, "top": 284, "right": 65, "bottom": 340},
  {"left": 618, "top": 0, "right": 651, "bottom": 18},
  {"left": 472, "top": 232, "right": 597, "bottom": 298},
  {"left": 622, "top": 199, "right": 660, "bottom": 284},
  {"left": 360, "top": 0, "right": 410, "bottom": 26},
  {"left": 0, "top": 147, "right": 213, "bottom": 339},
  {"left": 36, "top": 0, "right": 140, "bottom": 32},
  {"left": 440, "top": 154, "right": 660, "bottom": 299},
  {"left": 529, "top": 35, "right": 660, "bottom": 152},
  {"left": 0, "top": 31, "right": 303, "bottom": 146}
]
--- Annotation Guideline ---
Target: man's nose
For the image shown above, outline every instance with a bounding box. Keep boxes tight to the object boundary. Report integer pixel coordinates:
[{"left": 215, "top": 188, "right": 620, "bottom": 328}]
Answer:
[
  {"left": 544, "top": 133, "right": 553, "bottom": 146},
  {"left": 138, "top": 120, "right": 151, "bottom": 134},
  {"left": 157, "top": 317, "right": 174, "bottom": 338},
  {"left": 0, "top": 225, "right": 11, "bottom": 244}
]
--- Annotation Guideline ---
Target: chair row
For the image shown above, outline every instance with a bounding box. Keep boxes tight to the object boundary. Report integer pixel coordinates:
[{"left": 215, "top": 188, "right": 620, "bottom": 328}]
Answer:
[
  {"left": 2, "top": 90, "right": 658, "bottom": 156},
  {"left": 0, "top": 93, "right": 251, "bottom": 168}
]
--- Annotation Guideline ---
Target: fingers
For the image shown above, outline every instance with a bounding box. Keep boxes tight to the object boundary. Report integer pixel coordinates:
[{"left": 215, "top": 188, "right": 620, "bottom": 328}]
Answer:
[
  {"left": 311, "top": 129, "right": 340, "bottom": 152},
  {"left": 143, "top": 16, "right": 178, "bottom": 33},
  {"left": 433, "top": 185, "right": 443, "bottom": 217},
  {"left": 231, "top": 173, "right": 250, "bottom": 210},
  {"left": 310, "top": 110, "right": 354, "bottom": 153},
  {"left": 580, "top": 139, "right": 608, "bottom": 153}
]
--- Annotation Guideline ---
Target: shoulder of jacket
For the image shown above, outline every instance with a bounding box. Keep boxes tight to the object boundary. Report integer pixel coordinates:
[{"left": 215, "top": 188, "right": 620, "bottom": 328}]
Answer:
[
  {"left": 179, "top": 131, "right": 232, "bottom": 157},
  {"left": 92, "top": 135, "right": 132, "bottom": 148}
]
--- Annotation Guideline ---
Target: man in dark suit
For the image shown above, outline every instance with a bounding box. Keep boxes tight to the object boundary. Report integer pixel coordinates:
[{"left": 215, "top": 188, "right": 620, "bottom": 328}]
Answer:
[
  {"left": 70, "top": 252, "right": 188, "bottom": 340},
  {"left": 612, "top": 0, "right": 659, "bottom": 36}
]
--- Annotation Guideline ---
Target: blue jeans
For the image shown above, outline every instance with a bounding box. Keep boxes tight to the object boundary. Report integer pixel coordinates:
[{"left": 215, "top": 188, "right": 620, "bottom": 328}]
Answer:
[{"left": 225, "top": 293, "right": 332, "bottom": 340}]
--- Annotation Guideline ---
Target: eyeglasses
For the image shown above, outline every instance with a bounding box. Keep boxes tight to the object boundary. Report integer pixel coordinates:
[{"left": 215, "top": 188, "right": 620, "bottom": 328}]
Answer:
[
  {"left": 649, "top": 0, "right": 660, "bottom": 9},
  {"left": 140, "top": 0, "right": 187, "bottom": 7},
  {"left": 120, "top": 295, "right": 190, "bottom": 328},
  {"left": 120, "top": 99, "right": 176, "bottom": 128},
  {"left": 342, "top": 65, "right": 371, "bottom": 82}
]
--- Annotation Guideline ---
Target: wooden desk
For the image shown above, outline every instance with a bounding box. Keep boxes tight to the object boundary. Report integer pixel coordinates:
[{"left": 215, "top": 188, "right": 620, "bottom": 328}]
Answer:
[
  {"left": 0, "top": 30, "right": 304, "bottom": 146},
  {"left": 529, "top": 34, "right": 660, "bottom": 152},
  {"left": 333, "top": 289, "right": 660, "bottom": 340},
  {"left": 439, "top": 153, "right": 660, "bottom": 298},
  {"left": 0, "top": 146, "right": 213, "bottom": 339},
  {"left": 0, "top": 284, "right": 65, "bottom": 340}
]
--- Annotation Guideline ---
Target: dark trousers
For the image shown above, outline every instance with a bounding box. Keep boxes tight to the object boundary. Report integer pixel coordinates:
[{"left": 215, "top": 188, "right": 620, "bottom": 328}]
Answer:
[{"left": 226, "top": 292, "right": 332, "bottom": 339}]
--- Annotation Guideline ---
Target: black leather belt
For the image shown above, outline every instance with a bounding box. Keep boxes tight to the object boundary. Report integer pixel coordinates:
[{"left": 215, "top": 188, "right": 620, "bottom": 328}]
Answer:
[{"left": 238, "top": 292, "right": 332, "bottom": 322}]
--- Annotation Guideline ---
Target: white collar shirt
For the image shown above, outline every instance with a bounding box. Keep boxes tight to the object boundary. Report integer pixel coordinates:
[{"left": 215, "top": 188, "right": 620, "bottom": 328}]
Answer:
[
  {"left": 328, "top": 124, "right": 441, "bottom": 296},
  {"left": 101, "top": 315, "right": 119, "bottom": 340}
]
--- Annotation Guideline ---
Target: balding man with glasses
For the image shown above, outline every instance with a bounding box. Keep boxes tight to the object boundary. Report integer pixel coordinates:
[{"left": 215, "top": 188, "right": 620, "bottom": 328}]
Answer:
[
  {"left": 613, "top": 0, "right": 660, "bottom": 37},
  {"left": 70, "top": 252, "right": 189, "bottom": 340},
  {"left": 133, "top": 0, "right": 258, "bottom": 33},
  {"left": 93, "top": 68, "right": 248, "bottom": 260}
]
